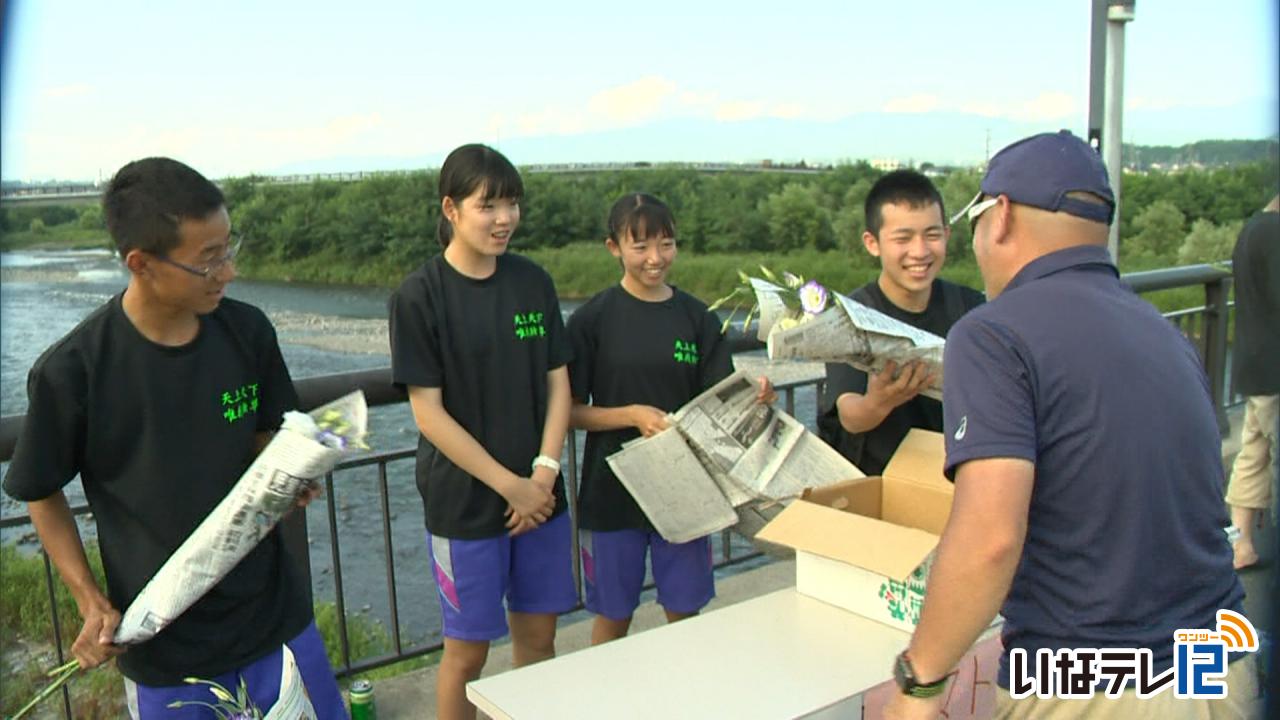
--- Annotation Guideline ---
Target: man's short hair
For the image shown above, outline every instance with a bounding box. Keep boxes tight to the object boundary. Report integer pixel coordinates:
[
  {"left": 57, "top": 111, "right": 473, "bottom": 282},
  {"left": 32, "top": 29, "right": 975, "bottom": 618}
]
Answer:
[
  {"left": 102, "top": 158, "right": 225, "bottom": 257},
  {"left": 864, "top": 170, "right": 947, "bottom": 238}
]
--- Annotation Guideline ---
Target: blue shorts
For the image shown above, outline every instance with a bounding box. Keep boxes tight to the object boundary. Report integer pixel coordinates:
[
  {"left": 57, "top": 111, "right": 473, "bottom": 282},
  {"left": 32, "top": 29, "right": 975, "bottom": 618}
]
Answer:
[
  {"left": 125, "top": 621, "right": 346, "bottom": 720},
  {"left": 428, "top": 511, "right": 578, "bottom": 642},
  {"left": 580, "top": 528, "right": 714, "bottom": 620}
]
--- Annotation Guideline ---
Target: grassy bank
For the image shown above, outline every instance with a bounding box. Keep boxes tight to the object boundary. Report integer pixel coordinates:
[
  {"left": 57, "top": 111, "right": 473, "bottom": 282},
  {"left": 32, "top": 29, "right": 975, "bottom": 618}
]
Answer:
[
  {"left": 0, "top": 226, "right": 111, "bottom": 252},
  {"left": 0, "top": 232, "right": 1213, "bottom": 316},
  {"left": 235, "top": 243, "right": 983, "bottom": 305},
  {"left": 220, "top": 245, "right": 1217, "bottom": 317}
]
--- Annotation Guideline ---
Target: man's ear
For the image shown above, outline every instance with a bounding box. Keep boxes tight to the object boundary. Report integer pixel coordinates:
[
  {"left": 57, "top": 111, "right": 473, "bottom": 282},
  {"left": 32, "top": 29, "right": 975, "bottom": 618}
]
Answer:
[
  {"left": 991, "top": 195, "right": 1014, "bottom": 245},
  {"left": 861, "top": 231, "right": 881, "bottom": 257},
  {"left": 123, "top": 249, "right": 150, "bottom": 276}
]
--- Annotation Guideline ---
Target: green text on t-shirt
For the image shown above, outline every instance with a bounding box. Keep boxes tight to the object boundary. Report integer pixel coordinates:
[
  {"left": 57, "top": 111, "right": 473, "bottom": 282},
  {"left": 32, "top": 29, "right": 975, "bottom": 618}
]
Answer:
[
  {"left": 673, "top": 339, "right": 699, "bottom": 366},
  {"left": 514, "top": 311, "right": 546, "bottom": 340},
  {"left": 221, "top": 383, "right": 260, "bottom": 424}
]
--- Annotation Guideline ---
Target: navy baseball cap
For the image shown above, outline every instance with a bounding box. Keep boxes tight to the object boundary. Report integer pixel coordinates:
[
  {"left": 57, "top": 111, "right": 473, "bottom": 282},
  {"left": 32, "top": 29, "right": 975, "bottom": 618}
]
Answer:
[{"left": 952, "top": 130, "right": 1116, "bottom": 226}]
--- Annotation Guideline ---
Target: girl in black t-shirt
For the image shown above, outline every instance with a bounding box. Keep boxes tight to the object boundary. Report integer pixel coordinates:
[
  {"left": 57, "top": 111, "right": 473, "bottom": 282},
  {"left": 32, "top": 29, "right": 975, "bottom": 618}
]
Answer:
[
  {"left": 388, "top": 144, "right": 575, "bottom": 720},
  {"left": 567, "top": 193, "right": 775, "bottom": 645}
]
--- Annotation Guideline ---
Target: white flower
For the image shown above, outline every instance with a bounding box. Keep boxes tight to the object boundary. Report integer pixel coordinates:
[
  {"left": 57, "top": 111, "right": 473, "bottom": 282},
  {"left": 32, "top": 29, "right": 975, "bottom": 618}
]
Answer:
[{"left": 799, "top": 281, "right": 828, "bottom": 315}]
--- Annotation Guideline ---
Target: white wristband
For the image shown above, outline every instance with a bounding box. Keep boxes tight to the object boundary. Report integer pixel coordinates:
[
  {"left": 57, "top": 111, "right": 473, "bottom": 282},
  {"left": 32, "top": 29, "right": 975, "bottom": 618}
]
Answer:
[{"left": 532, "top": 455, "right": 561, "bottom": 473}]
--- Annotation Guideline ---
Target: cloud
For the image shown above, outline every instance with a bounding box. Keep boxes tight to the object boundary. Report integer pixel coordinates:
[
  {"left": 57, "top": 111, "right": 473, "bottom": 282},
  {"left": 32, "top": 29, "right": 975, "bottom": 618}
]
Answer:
[
  {"left": 713, "top": 100, "right": 765, "bottom": 122},
  {"left": 883, "top": 95, "right": 941, "bottom": 114},
  {"left": 484, "top": 77, "right": 815, "bottom": 141},
  {"left": 1127, "top": 96, "right": 1180, "bottom": 112},
  {"left": 245, "top": 113, "right": 387, "bottom": 157},
  {"left": 769, "top": 103, "right": 805, "bottom": 120},
  {"left": 507, "top": 108, "right": 588, "bottom": 137},
  {"left": 41, "top": 84, "right": 92, "bottom": 100},
  {"left": 1010, "top": 92, "right": 1077, "bottom": 121},
  {"left": 955, "top": 92, "right": 1078, "bottom": 121},
  {"left": 1124, "top": 95, "right": 1252, "bottom": 112},
  {"left": 9, "top": 112, "right": 400, "bottom": 179},
  {"left": 587, "top": 76, "right": 678, "bottom": 124}
]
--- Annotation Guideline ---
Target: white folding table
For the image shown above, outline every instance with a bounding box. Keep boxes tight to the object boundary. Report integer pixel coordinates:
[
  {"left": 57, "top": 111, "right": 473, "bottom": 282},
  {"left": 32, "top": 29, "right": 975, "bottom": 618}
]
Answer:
[{"left": 468, "top": 588, "right": 1000, "bottom": 719}]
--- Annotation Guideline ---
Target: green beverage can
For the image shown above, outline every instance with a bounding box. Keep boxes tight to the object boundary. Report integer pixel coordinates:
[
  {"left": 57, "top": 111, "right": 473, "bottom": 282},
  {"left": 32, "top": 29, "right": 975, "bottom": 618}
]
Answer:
[{"left": 349, "top": 679, "right": 376, "bottom": 720}]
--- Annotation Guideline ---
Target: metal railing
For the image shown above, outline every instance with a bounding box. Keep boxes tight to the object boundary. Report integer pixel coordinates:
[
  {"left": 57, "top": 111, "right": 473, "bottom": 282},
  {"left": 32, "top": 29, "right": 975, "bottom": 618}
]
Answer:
[
  {"left": 0, "top": 262, "right": 1240, "bottom": 716},
  {"left": 1123, "top": 262, "right": 1238, "bottom": 429}
]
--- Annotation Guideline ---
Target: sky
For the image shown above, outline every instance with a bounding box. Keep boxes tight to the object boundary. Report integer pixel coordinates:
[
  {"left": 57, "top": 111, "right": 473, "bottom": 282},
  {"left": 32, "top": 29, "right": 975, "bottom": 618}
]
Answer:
[{"left": 1, "top": 0, "right": 1276, "bottom": 181}]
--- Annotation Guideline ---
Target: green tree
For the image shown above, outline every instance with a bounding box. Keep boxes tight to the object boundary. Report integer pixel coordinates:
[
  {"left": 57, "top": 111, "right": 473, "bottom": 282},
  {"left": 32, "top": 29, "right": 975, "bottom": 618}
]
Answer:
[
  {"left": 220, "top": 176, "right": 260, "bottom": 210},
  {"left": 1123, "top": 200, "right": 1185, "bottom": 264},
  {"left": 78, "top": 203, "right": 104, "bottom": 230},
  {"left": 758, "top": 182, "right": 835, "bottom": 251},
  {"left": 831, "top": 179, "right": 872, "bottom": 255},
  {"left": 936, "top": 170, "right": 981, "bottom": 265},
  {"left": 28, "top": 217, "right": 46, "bottom": 234},
  {"left": 1177, "top": 219, "right": 1241, "bottom": 265}
]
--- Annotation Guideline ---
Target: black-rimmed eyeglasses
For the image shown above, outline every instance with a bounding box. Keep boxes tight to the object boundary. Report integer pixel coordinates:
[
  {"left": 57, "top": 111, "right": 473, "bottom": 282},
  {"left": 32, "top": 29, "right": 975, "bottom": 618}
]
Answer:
[{"left": 155, "top": 235, "right": 242, "bottom": 278}]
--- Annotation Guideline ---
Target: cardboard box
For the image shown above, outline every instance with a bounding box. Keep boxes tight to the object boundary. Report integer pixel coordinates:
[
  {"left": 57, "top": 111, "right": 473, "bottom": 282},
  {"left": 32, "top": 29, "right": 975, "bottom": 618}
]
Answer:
[{"left": 756, "top": 429, "right": 953, "bottom": 632}]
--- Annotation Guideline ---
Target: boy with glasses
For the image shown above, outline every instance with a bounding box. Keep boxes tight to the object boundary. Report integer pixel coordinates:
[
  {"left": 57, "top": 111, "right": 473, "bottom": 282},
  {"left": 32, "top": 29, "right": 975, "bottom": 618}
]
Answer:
[
  {"left": 3, "top": 158, "right": 346, "bottom": 718},
  {"left": 818, "top": 169, "right": 984, "bottom": 475}
]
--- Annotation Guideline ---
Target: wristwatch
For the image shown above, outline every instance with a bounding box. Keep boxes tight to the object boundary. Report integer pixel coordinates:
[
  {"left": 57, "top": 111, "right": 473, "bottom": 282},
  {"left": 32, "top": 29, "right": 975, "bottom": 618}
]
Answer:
[
  {"left": 531, "top": 455, "right": 561, "bottom": 474},
  {"left": 893, "top": 651, "right": 949, "bottom": 698}
]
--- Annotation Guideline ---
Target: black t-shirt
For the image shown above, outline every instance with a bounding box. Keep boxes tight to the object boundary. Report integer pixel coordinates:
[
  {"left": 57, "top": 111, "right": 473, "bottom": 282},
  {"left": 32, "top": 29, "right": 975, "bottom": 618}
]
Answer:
[
  {"left": 389, "top": 253, "right": 573, "bottom": 539},
  {"left": 1231, "top": 210, "right": 1280, "bottom": 395},
  {"left": 567, "top": 286, "right": 733, "bottom": 531},
  {"left": 2, "top": 294, "right": 310, "bottom": 686},
  {"left": 818, "top": 278, "right": 984, "bottom": 475}
]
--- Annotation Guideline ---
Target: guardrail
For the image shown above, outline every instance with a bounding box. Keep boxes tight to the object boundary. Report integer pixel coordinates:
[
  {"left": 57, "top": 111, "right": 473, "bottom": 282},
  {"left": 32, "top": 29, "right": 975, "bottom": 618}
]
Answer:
[{"left": 0, "top": 263, "right": 1240, "bottom": 716}]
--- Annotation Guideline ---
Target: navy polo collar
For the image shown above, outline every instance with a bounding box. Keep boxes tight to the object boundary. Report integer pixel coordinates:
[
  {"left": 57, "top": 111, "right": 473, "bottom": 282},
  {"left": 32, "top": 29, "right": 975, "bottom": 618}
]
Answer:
[{"left": 1004, "top": 244, "right": 1118, "bottom": 294}]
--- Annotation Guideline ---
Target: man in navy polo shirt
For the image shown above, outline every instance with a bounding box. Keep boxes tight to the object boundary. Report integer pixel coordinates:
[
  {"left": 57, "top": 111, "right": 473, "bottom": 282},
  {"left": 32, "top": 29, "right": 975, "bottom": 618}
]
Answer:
[{"left": 883, "top": 131, "right": 1257, "bottom": 719}]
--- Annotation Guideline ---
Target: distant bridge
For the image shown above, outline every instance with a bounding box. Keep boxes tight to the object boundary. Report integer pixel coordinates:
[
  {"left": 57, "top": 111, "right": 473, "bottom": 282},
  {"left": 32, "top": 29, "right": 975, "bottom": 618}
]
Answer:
[
  {"left": 0, "top": 161, "right": 828, "bottom": 206},
  {"left": 0, "top": 183, "right": 103, "bottom": 206}
]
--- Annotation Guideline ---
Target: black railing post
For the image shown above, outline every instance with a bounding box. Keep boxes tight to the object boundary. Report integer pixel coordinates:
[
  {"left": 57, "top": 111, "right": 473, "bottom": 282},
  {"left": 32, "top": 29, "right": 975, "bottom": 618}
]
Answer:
[
  {"left": 565, "top": 431, "right": 583, "bottom": 602},
  {"left": 1203, "top": 275, "right": 1231, "bottom": 435}
]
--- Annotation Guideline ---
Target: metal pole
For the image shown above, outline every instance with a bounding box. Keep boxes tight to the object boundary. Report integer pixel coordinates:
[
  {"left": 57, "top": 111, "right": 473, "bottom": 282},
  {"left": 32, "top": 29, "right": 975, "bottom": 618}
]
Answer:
[
  {"left": 1087, "top": 0, "right": 1108, "bottom": 154},
  {"left": 1203, "top": 277, "right": 1231, "bottom": 435},
  {"left": 1104, "top": 1, "right": 1136, "bottom": 262}
]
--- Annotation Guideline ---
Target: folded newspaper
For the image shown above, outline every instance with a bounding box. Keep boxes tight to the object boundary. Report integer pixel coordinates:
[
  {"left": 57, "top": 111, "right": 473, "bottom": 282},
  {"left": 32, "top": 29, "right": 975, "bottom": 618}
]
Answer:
[
  {"left": 606, "top": 372, "right": 863, "bottom": 544},
  {"left": 265, "top": 644, "right": 318, "bottom": 720},
  {"left": 749, "top": 277, "right": 947, "bottom": 400},
  {"left": 114, "top": 391, "right": 369, "bottom": 645}
]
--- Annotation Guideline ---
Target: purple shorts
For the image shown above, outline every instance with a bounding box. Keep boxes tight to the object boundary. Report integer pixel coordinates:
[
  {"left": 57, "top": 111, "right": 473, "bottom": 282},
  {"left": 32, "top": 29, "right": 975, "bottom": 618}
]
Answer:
[
  {"left": 580, "top": 528, "right": 714, "bottom": 620},
  {"left": 428, "top": 511, "right": 578, "bottom": 642},
  {"left": 125, "top": 621, "right": 346, "bottom": 720}
]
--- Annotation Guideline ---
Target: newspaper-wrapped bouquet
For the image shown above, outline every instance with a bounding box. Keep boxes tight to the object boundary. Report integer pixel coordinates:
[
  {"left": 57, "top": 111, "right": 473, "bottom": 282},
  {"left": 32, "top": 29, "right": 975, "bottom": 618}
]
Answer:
[
  {"left": 709, "top": 267, "right": 830, "bottom": 335},
  {"left": 713, "top": 268, "right": 946, "bottom": 400},
  {"left": 12, "top": 392, "right": 368, "bottom": 720}
]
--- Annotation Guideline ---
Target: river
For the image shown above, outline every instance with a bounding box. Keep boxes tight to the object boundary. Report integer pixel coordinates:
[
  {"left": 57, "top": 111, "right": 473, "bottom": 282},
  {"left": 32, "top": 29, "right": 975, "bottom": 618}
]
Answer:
[{"left": 0, "top": 248, "right": 821, "bottom": 650}]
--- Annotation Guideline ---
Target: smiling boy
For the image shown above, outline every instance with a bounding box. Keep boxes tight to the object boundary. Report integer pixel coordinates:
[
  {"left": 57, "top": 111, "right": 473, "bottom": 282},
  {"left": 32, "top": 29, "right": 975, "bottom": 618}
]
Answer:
[{"left": 818, "top": 170, "right": 984, "bottom": 475}]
